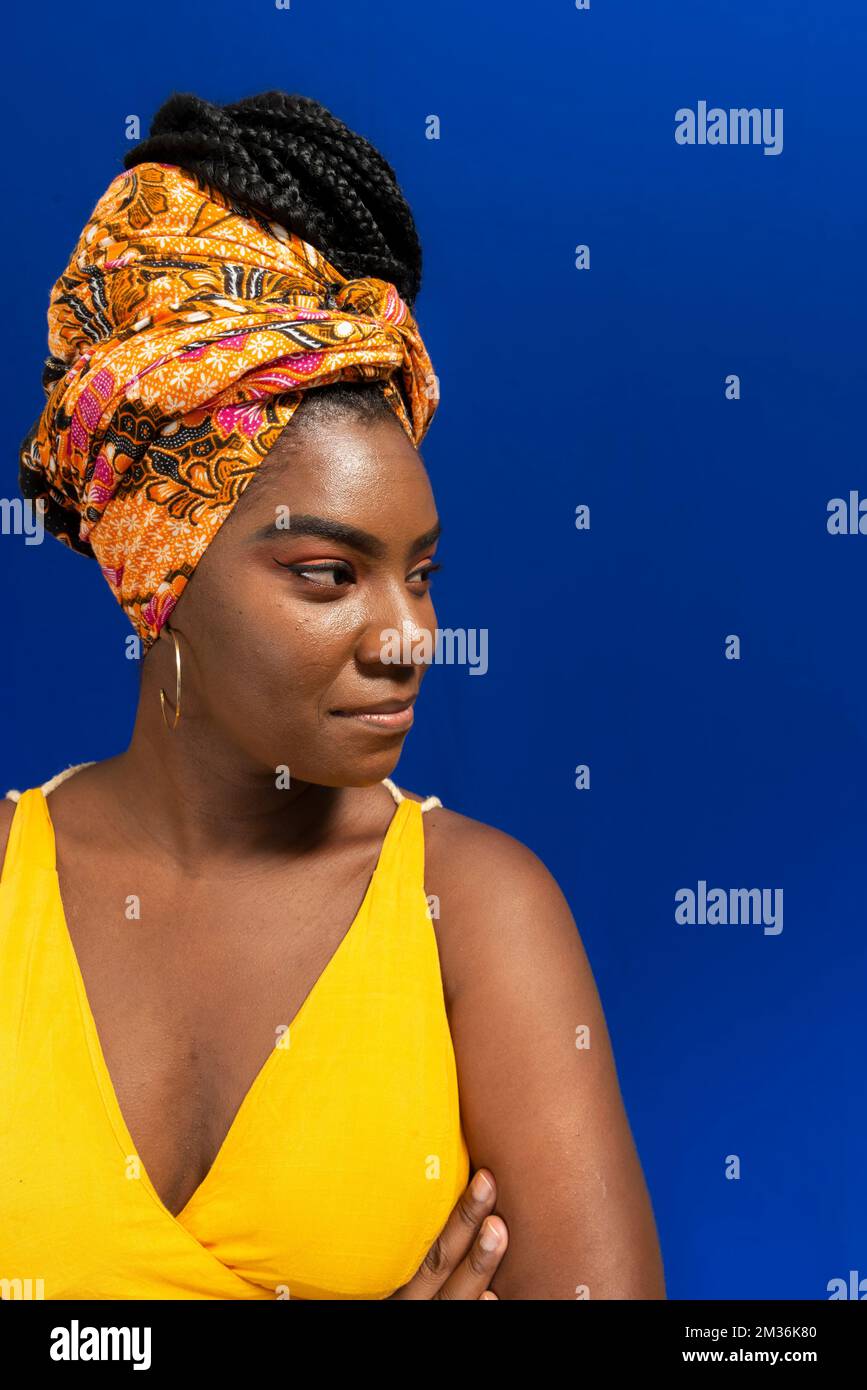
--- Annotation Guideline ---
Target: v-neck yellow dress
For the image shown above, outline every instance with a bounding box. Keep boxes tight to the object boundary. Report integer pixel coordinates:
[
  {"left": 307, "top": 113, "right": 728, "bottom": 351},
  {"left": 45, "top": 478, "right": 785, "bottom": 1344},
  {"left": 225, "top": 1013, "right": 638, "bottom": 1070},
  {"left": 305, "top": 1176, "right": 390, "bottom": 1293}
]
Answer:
[{"left": 0, "top": 773, "right": 470, "bottom": 1300}]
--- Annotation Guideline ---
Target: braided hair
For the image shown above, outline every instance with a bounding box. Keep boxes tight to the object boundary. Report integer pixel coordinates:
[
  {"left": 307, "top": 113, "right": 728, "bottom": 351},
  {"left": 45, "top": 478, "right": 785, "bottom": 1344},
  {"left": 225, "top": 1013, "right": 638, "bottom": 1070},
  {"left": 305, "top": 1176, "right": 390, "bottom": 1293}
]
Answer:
[{"left": 122, "top": 89, "right": 424, "bottom": 433}]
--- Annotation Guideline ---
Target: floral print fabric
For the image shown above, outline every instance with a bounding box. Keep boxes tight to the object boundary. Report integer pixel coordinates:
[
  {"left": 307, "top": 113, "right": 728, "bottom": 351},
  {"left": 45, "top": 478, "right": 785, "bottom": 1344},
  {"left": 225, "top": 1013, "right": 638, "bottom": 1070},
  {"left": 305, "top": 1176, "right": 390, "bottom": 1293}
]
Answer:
[{"left": 18, "top": 162, "right": 439, "bottom": 652}]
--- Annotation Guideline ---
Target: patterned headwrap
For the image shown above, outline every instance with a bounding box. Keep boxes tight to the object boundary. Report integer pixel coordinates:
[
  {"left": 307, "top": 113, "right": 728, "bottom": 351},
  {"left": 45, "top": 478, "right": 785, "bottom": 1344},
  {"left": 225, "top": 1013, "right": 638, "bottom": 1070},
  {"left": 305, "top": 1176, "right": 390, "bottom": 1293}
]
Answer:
[{"left": 19, "top": 161, "right": 439, "bottom": 653}]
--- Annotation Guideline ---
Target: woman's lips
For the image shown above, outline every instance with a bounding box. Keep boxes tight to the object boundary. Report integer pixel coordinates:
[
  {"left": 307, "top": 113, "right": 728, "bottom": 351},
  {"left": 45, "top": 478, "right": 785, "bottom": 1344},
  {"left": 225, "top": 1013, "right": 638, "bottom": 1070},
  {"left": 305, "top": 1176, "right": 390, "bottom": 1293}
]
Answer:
[{"left": 331, "top": 704, "right": 415, "bottom": 731}]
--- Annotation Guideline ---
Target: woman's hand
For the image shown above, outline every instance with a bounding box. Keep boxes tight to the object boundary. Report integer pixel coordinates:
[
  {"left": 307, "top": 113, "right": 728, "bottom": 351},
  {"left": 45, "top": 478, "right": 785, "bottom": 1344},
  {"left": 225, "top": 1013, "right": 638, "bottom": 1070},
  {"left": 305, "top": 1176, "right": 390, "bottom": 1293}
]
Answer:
[{"left": 387, "top": 1168, "right": 508, "bottom": 1299}]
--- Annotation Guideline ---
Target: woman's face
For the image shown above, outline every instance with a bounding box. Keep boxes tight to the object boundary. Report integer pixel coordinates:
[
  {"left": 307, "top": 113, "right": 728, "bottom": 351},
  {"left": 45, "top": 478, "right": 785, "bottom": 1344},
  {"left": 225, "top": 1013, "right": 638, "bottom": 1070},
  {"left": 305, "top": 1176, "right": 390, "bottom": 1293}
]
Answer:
[{"left": 149, "top": 408, "right": 441, "bottom": 788}]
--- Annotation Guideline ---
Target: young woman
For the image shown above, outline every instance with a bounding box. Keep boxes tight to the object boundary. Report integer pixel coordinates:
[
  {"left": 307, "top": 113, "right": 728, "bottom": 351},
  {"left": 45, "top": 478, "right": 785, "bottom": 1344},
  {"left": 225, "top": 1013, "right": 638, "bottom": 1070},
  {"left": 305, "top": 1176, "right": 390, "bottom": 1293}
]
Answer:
[{"left": 0, "top": 90, "right": 665, "bottom": 1300}]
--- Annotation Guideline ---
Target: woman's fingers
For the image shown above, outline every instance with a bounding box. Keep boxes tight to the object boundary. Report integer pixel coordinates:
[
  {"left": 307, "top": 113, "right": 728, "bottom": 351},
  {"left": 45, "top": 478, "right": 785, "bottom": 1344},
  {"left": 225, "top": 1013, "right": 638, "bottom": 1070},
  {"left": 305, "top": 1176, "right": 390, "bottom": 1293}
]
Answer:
[
  {"left": 388, "top": 1168, "right": 508, "bottom": 1300},
  {"left": 433, "top": 1211, "right": 508, "bottom": 1301}
]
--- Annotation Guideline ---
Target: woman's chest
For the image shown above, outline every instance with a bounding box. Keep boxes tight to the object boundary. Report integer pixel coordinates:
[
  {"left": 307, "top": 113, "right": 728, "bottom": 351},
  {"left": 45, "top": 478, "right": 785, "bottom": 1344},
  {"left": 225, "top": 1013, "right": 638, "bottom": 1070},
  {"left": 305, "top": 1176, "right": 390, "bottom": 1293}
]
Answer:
[
  {"left": 53, "top": 856, "right": 380, "bottom": 1219},
  {"left": 0, "top": 848, "right": 470, "bottom": 1298}
]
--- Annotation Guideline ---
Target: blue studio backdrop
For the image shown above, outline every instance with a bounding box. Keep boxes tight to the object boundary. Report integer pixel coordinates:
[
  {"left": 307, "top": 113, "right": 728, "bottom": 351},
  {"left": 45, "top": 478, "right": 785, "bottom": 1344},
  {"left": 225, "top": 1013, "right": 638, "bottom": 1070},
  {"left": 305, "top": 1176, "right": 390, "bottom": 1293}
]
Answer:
[{"left": 3, "top": 1, "right": 865, "bottom": 1299}]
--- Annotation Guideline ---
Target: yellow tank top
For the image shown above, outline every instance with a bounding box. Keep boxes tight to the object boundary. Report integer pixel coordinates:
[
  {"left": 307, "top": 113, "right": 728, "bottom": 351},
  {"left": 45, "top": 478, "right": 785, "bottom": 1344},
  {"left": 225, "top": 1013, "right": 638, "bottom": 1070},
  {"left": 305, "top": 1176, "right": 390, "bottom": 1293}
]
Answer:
[{"left": 0, "top": 773, "right": 470, "bottom": 1300}]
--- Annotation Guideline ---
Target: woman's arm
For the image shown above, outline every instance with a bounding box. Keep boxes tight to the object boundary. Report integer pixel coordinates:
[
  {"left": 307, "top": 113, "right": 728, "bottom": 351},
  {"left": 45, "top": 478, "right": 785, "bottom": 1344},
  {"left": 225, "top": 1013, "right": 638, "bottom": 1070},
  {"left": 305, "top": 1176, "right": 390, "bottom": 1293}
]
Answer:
[{"left": 431, "top": 813, "right": 667, "bottom": 1300}]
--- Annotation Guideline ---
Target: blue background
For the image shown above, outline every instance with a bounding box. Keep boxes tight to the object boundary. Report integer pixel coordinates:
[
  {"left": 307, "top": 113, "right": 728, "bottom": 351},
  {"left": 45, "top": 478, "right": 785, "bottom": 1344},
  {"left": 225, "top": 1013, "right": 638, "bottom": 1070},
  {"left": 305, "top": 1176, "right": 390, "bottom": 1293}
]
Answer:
[{"left": 3, "top": 0, "right": 865, "bottom": 1299}]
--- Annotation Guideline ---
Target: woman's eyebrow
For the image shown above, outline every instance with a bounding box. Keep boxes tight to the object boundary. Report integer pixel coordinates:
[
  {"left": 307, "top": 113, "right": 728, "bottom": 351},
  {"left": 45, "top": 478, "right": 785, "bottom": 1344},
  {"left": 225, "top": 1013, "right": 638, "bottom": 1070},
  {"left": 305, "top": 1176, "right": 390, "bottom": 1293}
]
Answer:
[{"left": 249, "top": 513, "right": 441, "bottom": 559}]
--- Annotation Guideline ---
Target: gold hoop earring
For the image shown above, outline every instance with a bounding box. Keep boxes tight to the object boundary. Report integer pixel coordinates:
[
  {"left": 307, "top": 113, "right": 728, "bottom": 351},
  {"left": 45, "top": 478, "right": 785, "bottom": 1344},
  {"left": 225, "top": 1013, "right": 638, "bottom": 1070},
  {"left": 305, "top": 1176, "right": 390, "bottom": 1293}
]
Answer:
[{"left": 159, "top": 624, "right": 182, "bottom": 731}]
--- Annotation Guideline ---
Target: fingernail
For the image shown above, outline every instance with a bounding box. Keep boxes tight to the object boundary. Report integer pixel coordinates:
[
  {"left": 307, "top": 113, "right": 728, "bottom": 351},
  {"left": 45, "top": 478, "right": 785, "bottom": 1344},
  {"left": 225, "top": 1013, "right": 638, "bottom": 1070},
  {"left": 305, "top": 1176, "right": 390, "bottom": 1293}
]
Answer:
[
  {"left": 472, "top": 1170, "right": 492, "bottom": 1201},
  {"left": 480, "top": 1218, "right": 501, "bottom": 1251}
]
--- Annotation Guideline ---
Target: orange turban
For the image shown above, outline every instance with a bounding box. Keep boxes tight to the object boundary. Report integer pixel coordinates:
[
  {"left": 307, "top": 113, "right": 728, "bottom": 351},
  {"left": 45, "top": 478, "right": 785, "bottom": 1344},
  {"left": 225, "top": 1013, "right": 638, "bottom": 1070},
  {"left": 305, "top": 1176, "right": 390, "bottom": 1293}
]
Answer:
[{"left": 18, "top": 161, "right": 439, "bottom": 653}]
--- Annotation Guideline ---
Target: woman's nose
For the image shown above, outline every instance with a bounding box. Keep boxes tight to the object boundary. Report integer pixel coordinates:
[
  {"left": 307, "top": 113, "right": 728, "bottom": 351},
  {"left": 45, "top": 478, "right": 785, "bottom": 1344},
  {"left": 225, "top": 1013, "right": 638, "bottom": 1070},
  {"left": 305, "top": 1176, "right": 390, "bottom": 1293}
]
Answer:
[{"left": 355, "top": 596, "right": 435, "bottom": 669}]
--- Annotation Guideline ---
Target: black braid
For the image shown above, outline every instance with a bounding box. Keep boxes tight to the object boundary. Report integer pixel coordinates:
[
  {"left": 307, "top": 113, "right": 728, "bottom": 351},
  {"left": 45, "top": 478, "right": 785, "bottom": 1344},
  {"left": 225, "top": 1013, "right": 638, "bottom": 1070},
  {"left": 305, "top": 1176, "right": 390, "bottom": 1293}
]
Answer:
[
  {"left": 122, "top": 89, "right": 423, "bottom": 308},
  {"left": 122, "top": 89, "right": 423, "bottom": 430}
]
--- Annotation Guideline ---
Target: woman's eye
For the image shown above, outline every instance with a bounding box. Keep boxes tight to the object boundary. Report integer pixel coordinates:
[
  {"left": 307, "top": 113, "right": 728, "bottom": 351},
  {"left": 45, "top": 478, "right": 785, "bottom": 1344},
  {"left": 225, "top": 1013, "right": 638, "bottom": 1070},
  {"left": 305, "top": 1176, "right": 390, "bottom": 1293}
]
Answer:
[
  {"left": 410, "top": 562, "right": 442, "bottom": 588},
  {"left": 274, "top": 559, "right": 442, "bottom": 590},
  {"left": 275, "top": 561, "right": 354, "bottom": 587}
]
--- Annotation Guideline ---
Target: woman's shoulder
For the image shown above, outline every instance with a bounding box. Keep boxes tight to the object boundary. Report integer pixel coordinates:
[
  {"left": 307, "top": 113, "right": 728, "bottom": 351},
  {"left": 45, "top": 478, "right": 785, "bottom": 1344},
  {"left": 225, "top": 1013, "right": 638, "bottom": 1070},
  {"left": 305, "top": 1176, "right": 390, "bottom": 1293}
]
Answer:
[
  {"left": 0, "top": 760, "right": 104, "bottom": 873},
  {"left": 0, "top": 793, "right": 17, "bottom": 873},
  {"left": 402, "top": 786, "right": 573, "bottom": 926},
  {"left": 411, "top": 792, "right": 586, "bottom": 1044}
]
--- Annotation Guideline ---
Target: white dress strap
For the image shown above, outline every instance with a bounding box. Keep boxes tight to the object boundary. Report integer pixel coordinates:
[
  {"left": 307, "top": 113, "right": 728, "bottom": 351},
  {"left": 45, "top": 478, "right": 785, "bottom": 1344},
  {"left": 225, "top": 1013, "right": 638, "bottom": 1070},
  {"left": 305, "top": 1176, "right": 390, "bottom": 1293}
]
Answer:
[
  {"left": 41, "top": 761, "right": 96, "bottom": 795},
  {"left": 380, "top": 778, "right": 442, "bottom": 812},
  {"left": 4, "top": 760, "right": 95, "bottom": 803}
]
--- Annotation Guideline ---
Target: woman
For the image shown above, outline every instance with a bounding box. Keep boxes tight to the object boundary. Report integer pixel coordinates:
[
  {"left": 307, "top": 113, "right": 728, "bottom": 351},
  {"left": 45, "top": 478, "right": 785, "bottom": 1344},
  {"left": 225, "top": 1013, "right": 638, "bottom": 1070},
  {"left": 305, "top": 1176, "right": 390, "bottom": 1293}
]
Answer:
[{"left": 0, "top": 90, "right": 665, "bottom": 1300}]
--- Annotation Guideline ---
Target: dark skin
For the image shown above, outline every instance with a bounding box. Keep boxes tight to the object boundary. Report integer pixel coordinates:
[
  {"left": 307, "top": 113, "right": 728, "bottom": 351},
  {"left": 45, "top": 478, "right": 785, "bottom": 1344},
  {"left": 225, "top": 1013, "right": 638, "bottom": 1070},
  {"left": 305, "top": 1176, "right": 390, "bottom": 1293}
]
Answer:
[{"left": 0, "top": 405, "right": 665, "bottom": 1299}]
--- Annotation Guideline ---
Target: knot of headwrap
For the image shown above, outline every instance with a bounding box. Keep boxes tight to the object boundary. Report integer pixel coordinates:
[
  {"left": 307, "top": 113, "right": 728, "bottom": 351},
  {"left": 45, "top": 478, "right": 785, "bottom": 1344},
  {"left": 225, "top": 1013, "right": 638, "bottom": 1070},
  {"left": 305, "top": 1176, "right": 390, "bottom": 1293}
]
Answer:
[{"left": 18, "top": 161, "right": 440, "bottom": 653}]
